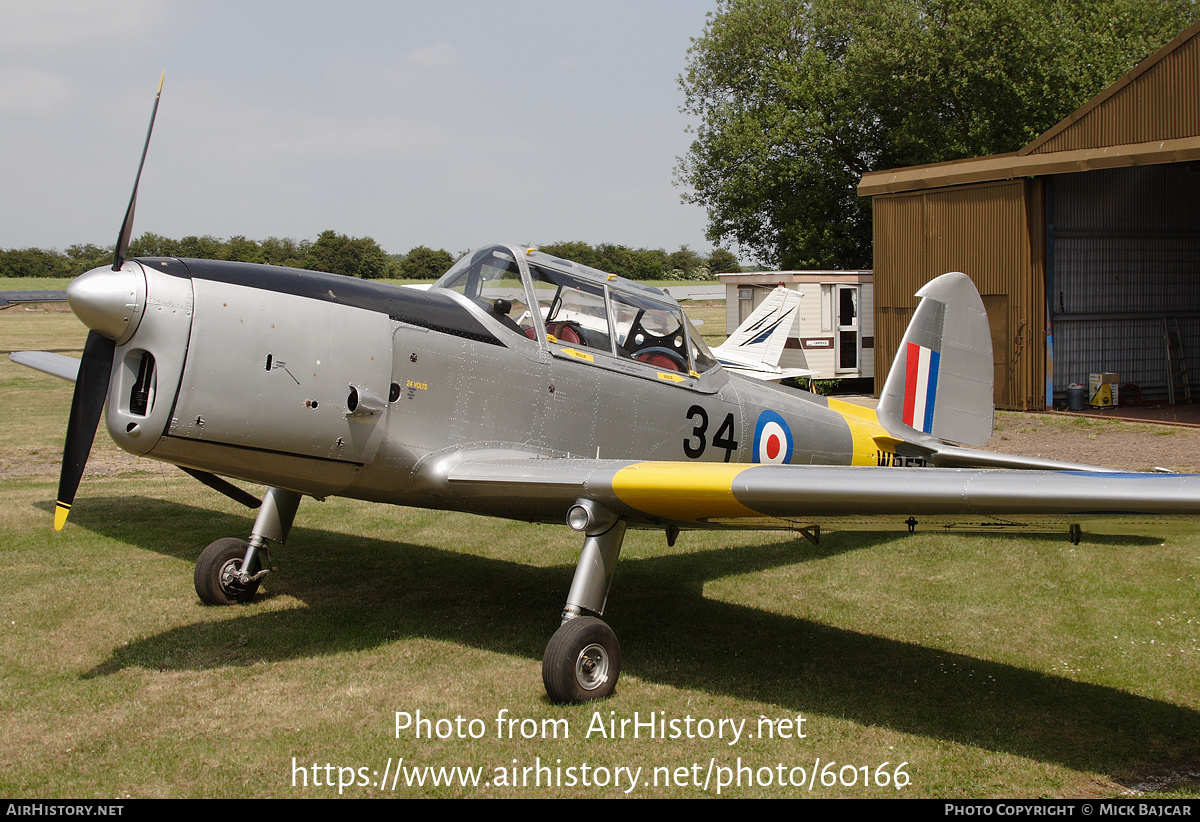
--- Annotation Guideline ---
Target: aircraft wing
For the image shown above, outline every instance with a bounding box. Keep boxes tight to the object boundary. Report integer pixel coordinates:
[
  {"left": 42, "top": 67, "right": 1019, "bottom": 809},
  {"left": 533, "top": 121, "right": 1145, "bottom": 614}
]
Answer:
[
  {"left": 9, "top": 351, "right": 80, "bottom": 382},
  {"left": 445, "top": 457, "right": 1200, "bottom": 537},
  {"left": 0, "top": 290, "right": 68, "bottom": 308}
]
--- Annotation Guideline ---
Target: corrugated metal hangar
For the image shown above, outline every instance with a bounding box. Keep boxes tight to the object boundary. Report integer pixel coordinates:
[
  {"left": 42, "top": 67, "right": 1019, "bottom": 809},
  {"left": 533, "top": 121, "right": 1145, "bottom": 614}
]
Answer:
[{"left": 859, "top": 20, "right": 1200, "bottom": 411}]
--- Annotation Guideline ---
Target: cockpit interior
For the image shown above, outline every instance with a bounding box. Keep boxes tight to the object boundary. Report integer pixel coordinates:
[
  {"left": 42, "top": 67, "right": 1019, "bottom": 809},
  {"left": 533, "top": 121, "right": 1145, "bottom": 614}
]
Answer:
[{"left": 435, "top": 244, "right": 718, "bottom": 376}]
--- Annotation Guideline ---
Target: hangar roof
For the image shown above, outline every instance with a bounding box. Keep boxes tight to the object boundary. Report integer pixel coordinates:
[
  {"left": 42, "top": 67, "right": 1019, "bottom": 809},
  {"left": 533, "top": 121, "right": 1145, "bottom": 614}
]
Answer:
[{"left": 858, "top": 19, "right": 1200, "bottom": 197}]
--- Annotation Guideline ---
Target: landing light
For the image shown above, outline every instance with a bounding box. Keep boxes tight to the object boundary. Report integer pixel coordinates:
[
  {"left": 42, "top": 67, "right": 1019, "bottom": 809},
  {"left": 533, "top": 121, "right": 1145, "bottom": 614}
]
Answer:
[{"left": 566, "top": 499, "right": 617, "bottom": 534}]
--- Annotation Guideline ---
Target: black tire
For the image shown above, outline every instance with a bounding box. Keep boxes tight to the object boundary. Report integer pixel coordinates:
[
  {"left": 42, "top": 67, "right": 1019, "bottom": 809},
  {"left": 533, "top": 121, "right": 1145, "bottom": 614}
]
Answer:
[
  {"left": 542, "top": 617, "right": 621, "bottom": 703},
  {"left": 194, "top": 538, "right": 261, "bottom": 605}
]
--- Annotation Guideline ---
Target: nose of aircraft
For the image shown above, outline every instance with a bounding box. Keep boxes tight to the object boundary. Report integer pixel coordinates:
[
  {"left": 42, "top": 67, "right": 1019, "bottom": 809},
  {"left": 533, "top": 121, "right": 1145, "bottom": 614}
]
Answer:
[{"left": 66, "top": 262, "right": 147, "bottom": 344}]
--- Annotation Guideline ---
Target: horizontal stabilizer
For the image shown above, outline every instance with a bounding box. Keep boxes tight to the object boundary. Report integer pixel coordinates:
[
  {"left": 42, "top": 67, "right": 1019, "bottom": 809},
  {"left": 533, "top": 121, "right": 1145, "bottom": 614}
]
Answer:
[
  {"left": 928, "top": 444, "right": 1119, "bottom": 473},
  {"left": 722, "top": 364, "right": 814, "bottom": 382}
]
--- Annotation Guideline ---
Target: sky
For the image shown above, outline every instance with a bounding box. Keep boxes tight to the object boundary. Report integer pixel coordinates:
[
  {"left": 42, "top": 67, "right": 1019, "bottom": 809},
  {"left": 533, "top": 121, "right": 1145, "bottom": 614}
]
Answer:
[{"left": 0, "top": 1, "right": 723, "bottom": 258}]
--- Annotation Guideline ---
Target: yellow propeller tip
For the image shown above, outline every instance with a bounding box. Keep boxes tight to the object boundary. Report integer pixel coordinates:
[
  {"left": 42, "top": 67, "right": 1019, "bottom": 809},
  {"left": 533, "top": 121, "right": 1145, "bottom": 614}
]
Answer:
[{"left": 53, "top": 503, "right": 70, "bottom": 531}]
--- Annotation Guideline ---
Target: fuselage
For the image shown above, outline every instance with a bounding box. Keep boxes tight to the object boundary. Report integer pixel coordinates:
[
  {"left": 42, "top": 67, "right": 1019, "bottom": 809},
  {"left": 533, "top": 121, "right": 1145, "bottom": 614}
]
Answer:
[{"left": 77, "top": 245, "right": 901, "bottom": 525}]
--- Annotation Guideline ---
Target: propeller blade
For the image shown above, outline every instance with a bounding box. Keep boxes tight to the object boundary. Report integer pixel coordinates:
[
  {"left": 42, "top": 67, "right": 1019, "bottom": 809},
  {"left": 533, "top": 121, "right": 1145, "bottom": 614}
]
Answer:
[
  {"left": 55, "top": 331, "right": 115, "bottom": 530},
  {"left": 113, "top": 71, "right": 164, "bottom": 271}
]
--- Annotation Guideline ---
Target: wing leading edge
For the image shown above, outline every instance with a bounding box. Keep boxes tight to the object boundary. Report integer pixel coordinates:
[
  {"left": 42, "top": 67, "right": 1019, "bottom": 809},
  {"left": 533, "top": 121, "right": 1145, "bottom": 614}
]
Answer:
[
  {"left": 445, "top": 457, "right": 1200, "bottom": 537},
  {"left": 9, "top": 351, "right": 81, "bottom": 383}
]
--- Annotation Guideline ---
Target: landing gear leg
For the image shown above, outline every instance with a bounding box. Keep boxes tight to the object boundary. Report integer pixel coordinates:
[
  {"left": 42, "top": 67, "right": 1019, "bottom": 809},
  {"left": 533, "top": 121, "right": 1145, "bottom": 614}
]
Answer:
[
  {"left": 195, "top": 487, "right": 302, "bottom": 605},
  {"left": 543, "top": 515, "right": 627, "bottom": 702}
]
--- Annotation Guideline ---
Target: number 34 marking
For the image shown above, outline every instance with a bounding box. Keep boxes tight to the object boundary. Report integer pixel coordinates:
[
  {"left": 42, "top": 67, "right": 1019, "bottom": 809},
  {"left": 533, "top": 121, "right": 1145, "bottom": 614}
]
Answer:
[{"left": 683, "top": 405, "right": 739, "bottom": 462}]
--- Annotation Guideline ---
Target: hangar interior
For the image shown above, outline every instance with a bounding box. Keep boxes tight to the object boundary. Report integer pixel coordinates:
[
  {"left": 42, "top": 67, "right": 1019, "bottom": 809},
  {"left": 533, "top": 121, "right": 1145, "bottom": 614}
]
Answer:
[
  {"left": 860, "top": 20, "right": 1200, "bottom": 411},
  {"left": 1049, "top": 165, "right": 1200, "bottom": 405}
]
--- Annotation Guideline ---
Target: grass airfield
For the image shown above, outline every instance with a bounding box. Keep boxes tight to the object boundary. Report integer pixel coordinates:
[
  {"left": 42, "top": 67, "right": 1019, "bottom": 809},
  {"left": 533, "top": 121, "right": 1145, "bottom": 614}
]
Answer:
[{"left": 2, "top": 302, "right": 1199, "bottom": 798}]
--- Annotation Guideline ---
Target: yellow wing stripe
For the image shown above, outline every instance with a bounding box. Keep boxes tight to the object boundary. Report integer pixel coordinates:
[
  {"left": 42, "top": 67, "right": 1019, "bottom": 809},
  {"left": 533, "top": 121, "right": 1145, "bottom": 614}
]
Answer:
[{"left": 612, "top": 462, "right": 758, "bottom": 521}]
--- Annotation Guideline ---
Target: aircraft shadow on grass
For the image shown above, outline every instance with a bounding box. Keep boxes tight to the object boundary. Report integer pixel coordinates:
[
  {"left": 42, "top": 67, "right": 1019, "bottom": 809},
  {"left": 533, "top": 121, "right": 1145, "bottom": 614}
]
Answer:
[{"left": 57, "top": 495, "right": 1196, "bottom": 785}]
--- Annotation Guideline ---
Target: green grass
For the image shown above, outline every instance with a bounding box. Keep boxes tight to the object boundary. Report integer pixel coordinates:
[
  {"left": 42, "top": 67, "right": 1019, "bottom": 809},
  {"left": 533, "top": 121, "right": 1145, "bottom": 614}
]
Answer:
[
  {"left": 3, "top": 311, "right": 1199, "bottom": 798},
  {"left": 681, "top": 299, "right": 728, "bottom": 349},
  {"left": 0, "top": 277, "right": 74, "bottom": 291}
]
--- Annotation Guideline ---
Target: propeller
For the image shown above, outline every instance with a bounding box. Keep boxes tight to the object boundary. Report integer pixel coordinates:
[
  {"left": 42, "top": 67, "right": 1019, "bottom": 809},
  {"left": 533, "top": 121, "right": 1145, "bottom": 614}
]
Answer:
[
  {"left": 54, "top": 73, "right": 163, "bottom": 530},
  {"left": 54, "top": 332, "right": 116, "bottom": 529},
  {"left": 113, "top": 72, "right": 164, "bottom": 271}
]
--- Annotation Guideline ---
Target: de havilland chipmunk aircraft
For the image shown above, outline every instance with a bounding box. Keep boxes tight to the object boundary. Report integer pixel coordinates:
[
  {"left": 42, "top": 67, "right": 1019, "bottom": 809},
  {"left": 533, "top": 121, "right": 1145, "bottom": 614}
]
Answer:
[{"left": 13, "top": 78, "right": 1200, "bottom": 703}]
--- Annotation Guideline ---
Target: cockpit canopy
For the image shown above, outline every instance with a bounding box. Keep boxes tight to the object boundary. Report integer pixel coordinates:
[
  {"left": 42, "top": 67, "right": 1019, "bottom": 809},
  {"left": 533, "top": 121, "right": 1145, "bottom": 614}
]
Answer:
[{"left": 435, "top": 244, "right": 718, "bottom": 375}]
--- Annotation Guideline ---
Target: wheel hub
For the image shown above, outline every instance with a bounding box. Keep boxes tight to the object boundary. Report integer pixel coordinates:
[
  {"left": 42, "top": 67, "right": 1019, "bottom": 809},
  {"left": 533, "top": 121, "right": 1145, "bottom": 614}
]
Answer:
[
  {"left": 575, "top": 643, "right": 609, "bottom": 690},
  {"left": 218, "top": 558, "right": 247, "bottom": 593}
]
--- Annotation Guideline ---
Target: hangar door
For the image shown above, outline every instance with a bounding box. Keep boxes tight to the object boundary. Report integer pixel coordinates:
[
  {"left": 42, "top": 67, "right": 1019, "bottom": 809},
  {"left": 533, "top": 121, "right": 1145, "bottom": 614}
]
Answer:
[
  {"left": 1048, "top": 165, "right": 1200, "bottom": 403},
  {"left": 873, "top": 180, "right": 1043, "bottom": 410}
]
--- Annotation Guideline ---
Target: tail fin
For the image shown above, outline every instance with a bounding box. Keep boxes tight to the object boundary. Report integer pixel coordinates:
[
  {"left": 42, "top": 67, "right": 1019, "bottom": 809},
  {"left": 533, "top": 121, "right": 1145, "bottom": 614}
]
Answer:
[
  {"left": 877, "top": 272, "right": 993, "bottom": 447},
  {"left": 713, "top": 286, "right": 803, "bottom": 378}
]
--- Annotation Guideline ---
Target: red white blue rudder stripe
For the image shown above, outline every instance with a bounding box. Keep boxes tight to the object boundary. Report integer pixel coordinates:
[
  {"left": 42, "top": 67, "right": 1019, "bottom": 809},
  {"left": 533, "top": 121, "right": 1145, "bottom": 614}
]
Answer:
[
  {"left": 902, "top": 342, "right": 940, "bottom": 434},
  {"left": 876, "top": 272, "right": 994, "bottom": 447}
]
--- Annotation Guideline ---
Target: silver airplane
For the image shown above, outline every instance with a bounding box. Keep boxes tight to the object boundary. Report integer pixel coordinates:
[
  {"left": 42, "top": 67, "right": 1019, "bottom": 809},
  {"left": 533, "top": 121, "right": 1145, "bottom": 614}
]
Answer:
[{"left": 14, "top": 79, "right": 1200, "bottom": 703}]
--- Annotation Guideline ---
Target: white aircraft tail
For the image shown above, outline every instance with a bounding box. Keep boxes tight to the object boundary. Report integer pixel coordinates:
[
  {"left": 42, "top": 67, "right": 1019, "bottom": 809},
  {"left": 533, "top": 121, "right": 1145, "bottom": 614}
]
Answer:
[
  {"left": 713, "top": 286, "right": 810, "bottom": 381},
  {"left": 715, "top": 285, "right": 798, "bottom": 366},
  {"left": 877, "top": 272, "right": 994, "bottom": 447}
]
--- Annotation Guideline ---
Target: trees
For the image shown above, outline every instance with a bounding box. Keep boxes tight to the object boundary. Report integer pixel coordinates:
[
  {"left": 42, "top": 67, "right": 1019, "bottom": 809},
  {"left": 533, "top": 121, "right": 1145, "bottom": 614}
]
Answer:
[
  {"left": 398, "top": 246, "right": 456, "bottom": 279},
  {"left": 677, "top": 0, "right": 1200, "bottom": 269},
  {"left": 1, "top": 236, "right": 739, "bottom": 282},
  {"left": 126, "top": 232, "right": 180, "bottom": 258},
  {"left": 304, "top": 230, "right": 394, "bottom": 279},
  {"left": 222, "top": 235, "right": 265, "bottom": 264},
  {"left": 65, "top": 244, "right": 111, "bottom": 273},
  {"left": 541, "top": 241, "right": 706, "bottom": 281},
  {"left": 538, "top": 241, "right": 599, "bottom": 270},
  {"left": 0, "top": 247, "right": 74, "bottom": 278},
  {"left": 668, "top": 246, "right": 709, "bottom": 280},
  {"left": 259, "top": 236, "right": 310, "bottom": 269},
  {"left": 707, "top": 247, "right": 740, "bottom": 274},
  {"left": 177, "top": 235, "right": 223, "bottom": 260}
]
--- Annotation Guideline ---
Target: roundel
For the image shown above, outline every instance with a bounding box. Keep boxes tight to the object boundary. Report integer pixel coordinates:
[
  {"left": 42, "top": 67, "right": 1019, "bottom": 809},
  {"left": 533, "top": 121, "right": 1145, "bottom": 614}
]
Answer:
[{"left": 753, "top": 410, "right": 793, "bottom": 464}]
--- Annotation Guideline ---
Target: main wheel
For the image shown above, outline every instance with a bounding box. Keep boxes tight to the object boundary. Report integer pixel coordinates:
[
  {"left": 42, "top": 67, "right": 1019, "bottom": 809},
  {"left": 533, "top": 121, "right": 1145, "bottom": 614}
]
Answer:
[
  {"left": 542, "top": 617, "right": 621, "bottom": 703},
  {"left": 194, "top": 538, "right": 262, "bottom": 605}
]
